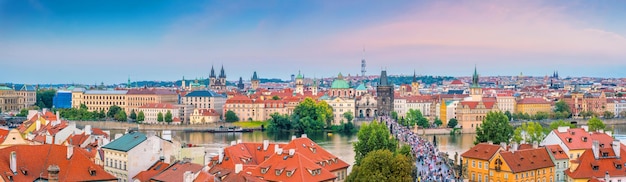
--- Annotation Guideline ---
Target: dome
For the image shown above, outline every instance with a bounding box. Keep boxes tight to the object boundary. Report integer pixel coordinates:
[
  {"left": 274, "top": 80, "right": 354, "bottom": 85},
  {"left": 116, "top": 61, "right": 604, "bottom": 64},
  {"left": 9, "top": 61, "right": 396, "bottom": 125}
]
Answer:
[
  {"left": 331, "top": 73, "right": 350, "bottom": 89},
  {"left": 355, "top": 83, "right": 367, "bottom": 91}
]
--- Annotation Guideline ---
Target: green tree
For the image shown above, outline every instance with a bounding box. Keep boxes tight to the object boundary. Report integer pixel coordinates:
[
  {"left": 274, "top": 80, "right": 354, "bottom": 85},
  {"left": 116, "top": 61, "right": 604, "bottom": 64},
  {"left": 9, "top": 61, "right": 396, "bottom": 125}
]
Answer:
[
  {"left": 346, "top": 150, "right": 413, "bottom": 182},
  {"left": 587, "top": 117, "right": 606, "bottom": 132},
  {"left": 581, "top": 111, "right": 593, "bottom": 119},
  {"left": 137, "top": 111, "right": 145, "bottom": 123},
  {"left": 79, "top": 103, "right": 88, "bottom": 111},
  {"left": 129, "top": 110, "right": 137, "bottom": 120},
  {"left": 291, "top": 98, "right": 331, "bottom": 132},
  {"left": 447, "top": 118, "right": 458, "bottom": 128},
  {"left": 617, "top": 93, "right": 623, "bottom": 97},
  {"left": 35, "top": 89, "right": 56, "bottom": 108},
  {"left": 504, "top": 111, "right": 512, "bottom": 121},
  {"left": 107, "top": 105, "right": 122, "bottom": 118},
  {"left": 512, "top": 122, "right": 545, "bottom": 144},
  {"left": 533, "top": 111, "right": 549, "bottom": 120},
  {"left": 554, "top": 100, "right": 571, "bottom": 118},
  {"left": 267, "top": 113, "right": 292, "bottom": 131},
  {"left": 406, "top": 109, "right": 428, "bottom": 128},
  {"left": 475, "top": 111, "right": 513, "bottom": 145},
  {"left": 391, "top": 111, "right": 398, "bottom": 120},
  {"left": 225, "top": 110, "right": 239, "bottom": 122},
  {"left": 315, "top": 100, "right": 334, "bottom": 128},
  {"left": 115, "top": 110, "right": 127, "bottom": 122},
  {"left": 99, "top": 109, "right": 106, "bottom": 120},
  {"left": 165, "top": 110, "right": 173, "bottom": 123},
  {"left": 157, "top": 112, "right": 164, "bottom": 122},
  {"left": 549, "top": 120, "right": 576, "bottom": 130},
  {"left": 353, "top": 121, "right": 398, "bottom": 165},
  {"left": 271, "top": 95, "right": 280, "bottom": 100},
  {"left": 603, "top": 111, "right": 615, "bottom": 119},
  {"left": 343, "top": 111, "right": 354, "bottom": 123},
  {"left": 17, "top": 109, "right": 28, "bottom": 117},
  {"left": 433, "top": 117, "right": 443, "bottom": 127}
]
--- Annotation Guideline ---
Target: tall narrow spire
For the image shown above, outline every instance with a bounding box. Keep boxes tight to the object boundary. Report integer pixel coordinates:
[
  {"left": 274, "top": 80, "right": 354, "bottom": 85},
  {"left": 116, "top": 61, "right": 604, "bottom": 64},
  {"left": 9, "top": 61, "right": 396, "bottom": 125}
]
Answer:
[
  {"left": 252, "top": 71, "right": 258, "bottom": 80},
  {"left": 412, "top": 70, "right": 417, "bottom": 83},
  {"left": 219, "top": 65, "right": 226, "bottom": 78},
  {"left": 210, "top": 65, "right": 216, "bottom": 78},
  {"left": 127, "top": 75, "right": 131, "bottom": 88},
  {"left": 472, "top": 65, "right": 479, "bottom": 87}
]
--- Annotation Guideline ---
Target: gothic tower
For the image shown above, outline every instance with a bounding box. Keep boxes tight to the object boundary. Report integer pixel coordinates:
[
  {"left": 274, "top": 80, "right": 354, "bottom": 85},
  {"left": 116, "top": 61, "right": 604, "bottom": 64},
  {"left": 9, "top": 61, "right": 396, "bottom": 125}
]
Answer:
[
  {"left": 411, "top": 70, "right": 420, "bottom": 96},
  {"left": 312, "top": 77, "right": 318, "bottom": 96},
  {"left": 237, "top": 77, "right": 244, "bottom": 90},
  {"left": 470, "top": 66, "right": 483, "bottom": 101},
  {"left": 181, "top": 76, "right": 186, "bottom": 90},
  {"left": 295, "top": 71, "right": 304, "bottom": 95},
  {"left": 251, "top": 71, "right": 260, "bottom": 90},
  {"left": 376, "top": 69, "right": 394, "bottom": 116},
  {"left": 209, "top": 65, "right": 216, "bottom": 88}
]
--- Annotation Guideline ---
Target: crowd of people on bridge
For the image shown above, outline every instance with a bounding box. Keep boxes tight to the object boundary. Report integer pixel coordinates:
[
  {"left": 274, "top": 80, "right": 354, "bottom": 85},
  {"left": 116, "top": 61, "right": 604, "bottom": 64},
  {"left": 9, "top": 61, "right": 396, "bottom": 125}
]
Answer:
[{"left": 380, "top": 116, "right": 459, "bottom": 182}]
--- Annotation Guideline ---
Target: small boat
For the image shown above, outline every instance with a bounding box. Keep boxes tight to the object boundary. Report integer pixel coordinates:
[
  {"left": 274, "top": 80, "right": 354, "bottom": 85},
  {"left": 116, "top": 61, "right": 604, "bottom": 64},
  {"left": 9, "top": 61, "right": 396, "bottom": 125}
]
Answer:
[{"left": 211, "top": 126, "right": 253, "bottom": 133}]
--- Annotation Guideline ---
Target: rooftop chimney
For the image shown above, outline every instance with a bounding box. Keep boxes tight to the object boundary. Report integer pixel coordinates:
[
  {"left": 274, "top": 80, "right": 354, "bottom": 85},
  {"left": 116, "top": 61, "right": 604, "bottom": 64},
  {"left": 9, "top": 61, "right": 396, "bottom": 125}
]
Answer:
[
  {"left": 263, "top": 140, "right": 269, "bottom": 151},
  {"left": 291, "top": 135, "right": 296, "bottom": 140},
  {"left": 487, "top": 141, "right": 493, "bottom": 145},
  {"left": 606, "top": 130, "right": 613, "bottom": 137},
  {"left": 67, "top": 145, "right": 73, "bottom": 159},
  {"left": 218, "top": 148, "right": 224, "bottom": 163},
  {"left": 592, "top": 140, "right": 600, "bottom": 159},
  {"left": 511, "top": 142, "right": 519, "bottom": 153},
  {"left": 85, "top": 125, "right": 92, "bottom": 135},
  {"left": 557, "top": 126, "right": 569, "bottom": 133},
  {"left": 500, "top": 142, "right": 507, "bottom": 149},
  {"left": 532, "top": 141, "right": 538, "bottom": 149},
  {"left": 237, "top": 139, "right": 242, "bottom": 144},
  {"left": 276, "top": 148, "right": 283, "bottom": 155},
  {"left": 47, "top": 164, "right": 60, "bottom": 182},
  {"left": 301, "top": 134, "right": 307, "bottom": 138},
  {"left": 613, "top": 140, "right": 621, "bottom": 158},
  {"left": 581, "top": 125, "right": 589, "bottom": 132},
  {"left": 56, "top": 111, "right": 60, "bottom": 122},
  {"left": 183, "top": 171, "right": 194, "bottom": 182},
  {"left": 605, "top": 171, "right": 610, "bottom": 182},
  {"left": 10, "top": 151, "right": 16, "bottom": 174},
  {"left": 36, "top": 120, "right": 41, "bottom": 131},
  {"left": 235, "top": 164, "right": 243, "bottom": 174},
  {"left": 230, "top": 141, "right": 236, "bottom": 146}
]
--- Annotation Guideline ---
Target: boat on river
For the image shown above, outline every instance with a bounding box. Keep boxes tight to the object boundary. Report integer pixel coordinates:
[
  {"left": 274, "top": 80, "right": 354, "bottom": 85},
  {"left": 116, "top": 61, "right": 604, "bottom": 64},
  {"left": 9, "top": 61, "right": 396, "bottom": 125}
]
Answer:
[{"left": 210, "top": 126, "right": 253, "bottom": 133}]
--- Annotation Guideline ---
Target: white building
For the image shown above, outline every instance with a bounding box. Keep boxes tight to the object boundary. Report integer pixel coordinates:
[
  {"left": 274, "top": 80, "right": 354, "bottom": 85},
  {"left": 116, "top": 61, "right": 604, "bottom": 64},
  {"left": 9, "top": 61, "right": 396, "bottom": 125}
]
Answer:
[{"left": 182, "top": 90, "right": 227, "bottom": 116}]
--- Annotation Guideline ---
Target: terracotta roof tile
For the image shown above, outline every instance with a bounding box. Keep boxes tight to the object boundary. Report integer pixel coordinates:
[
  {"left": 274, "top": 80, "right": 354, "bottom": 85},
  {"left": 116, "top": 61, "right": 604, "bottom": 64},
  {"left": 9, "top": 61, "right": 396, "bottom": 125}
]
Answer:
[
  {"left": 566, "top": 147, "right": 626, "bottom": 179},
  {"left": 461, "top": 143, "right": 502, "bottom": 160},
  {"left": 545, "top": 145, "right": 569, "bottom": 160},
  {"left": 499, "top": 147, "right": 555, "bottom": 173},
  {"left": 245, "top": 152, "right": 337, "bottom": 182},
  {"left": 133, "top": 161, "right": 170, "bottom": 182},
  {"left": 553, "top": 128, "right": 615, "bottom": 150},
  {"left": 151, "top": 162, "right": 203, "bottom": 182}
]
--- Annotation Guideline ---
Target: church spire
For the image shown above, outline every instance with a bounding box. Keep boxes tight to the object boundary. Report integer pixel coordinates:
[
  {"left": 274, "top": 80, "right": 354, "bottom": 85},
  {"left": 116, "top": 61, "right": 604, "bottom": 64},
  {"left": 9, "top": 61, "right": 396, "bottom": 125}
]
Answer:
[
  {"left": 412, "top": 70, "right": 417, "bottom": 83},
  {"left": 472, "top": 65, "right": 479, "bottom": 88},
  {"left": 210, "top": 65, "right": 216, "bottom": 78},
  {"left": 127, "top": 75, "right": 131, "bottom": 88},
  {"left": 219, "top": 65, "right": 226, "bottom": 78}
]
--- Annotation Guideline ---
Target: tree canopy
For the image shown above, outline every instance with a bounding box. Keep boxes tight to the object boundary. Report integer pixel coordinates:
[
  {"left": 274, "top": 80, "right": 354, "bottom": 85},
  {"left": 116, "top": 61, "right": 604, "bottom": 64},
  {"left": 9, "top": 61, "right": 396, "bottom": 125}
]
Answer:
[
  {"left": 353, "top": 121, "right": 398, "bottom": 165},
  {"left": 157, "top": 112, "right": 164, "bottom": 122},
  {"left": 165, "top": 110, "right": 173, "bottom": 122},
  {"left": 475, "top": 111, "right": 513, "bottom": 145},
  {"left": 447, "top": 118, "right": 458, "bottom": 128},
  {"left": 35, "top": 89, "right": 56, "bottom": 109},
  {"left": 129, "top": 110, "right": 137, "bottom": 120},
  {"left": 225, "top": 110, "right": 239, "bottom": 122},
  {"left": 587, "top": 117, "right": 606, "bottom": 132},
  {"left": 114, "top": 110, "right": 127, "bottom": 122},
  {"left": 512, "top": 122, "right": 545, "bottom": 144},
  {"left": 346, "top": 149, "right": 414, "bottom": 182},
  {"left": 137, "top": 111, "right": 145, "bottom": 123},
  {"left": 406, "top": 109, "right": 428, "bottom": 128},
  {"left": 107, "top": 105, "right": 122, "bottom": 118},
  {"left": 290, "top": 98, "right": 333, "bottom": 132},
  {"left": 343, "top": 111, "right": 354, "bottom": 123},
  {"left": 554, "top": 100, "right": 571, "bottom": 118},
  {"left": 549, "top": 120, "right": 576, "bottom": 130}
]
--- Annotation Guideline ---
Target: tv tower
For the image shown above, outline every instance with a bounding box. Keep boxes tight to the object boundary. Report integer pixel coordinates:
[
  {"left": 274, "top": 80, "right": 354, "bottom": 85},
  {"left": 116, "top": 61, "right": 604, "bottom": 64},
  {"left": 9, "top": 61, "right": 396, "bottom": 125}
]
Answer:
[{"left": 361, "top": 48, "right": 366, "bottom": 78}]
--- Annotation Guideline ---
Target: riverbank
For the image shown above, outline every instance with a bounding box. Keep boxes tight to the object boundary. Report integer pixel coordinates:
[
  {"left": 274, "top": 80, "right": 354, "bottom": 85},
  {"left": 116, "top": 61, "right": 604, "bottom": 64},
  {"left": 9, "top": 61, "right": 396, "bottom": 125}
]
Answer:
[{"left": 74, "top": 121, "right": 238, "bottom": 131}]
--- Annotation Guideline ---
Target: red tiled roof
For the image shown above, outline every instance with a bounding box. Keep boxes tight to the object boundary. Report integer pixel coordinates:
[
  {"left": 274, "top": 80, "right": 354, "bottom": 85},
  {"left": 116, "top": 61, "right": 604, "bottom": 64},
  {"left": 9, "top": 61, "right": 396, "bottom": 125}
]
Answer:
[
  {"left": 139, "top": 103, "right": 176, "bottom": 109},
  {"left": 566, "top": 148, "right": 626, "bottom": 179},
  {"left": 461, "top": 143, "right": 501, "bottom": 160},
  {"left": 459, "top": 101, "right": 496, "bottom": 109},
  {"left": 282, "top": 137, "right": 350, "bottom": 172},
  {"left": 91, "top": 128, "right": 109, "bottom": 139},
  {"left": 133, "top": 161, "right": 170, "bottom": 182},
  {"left": 0, "top": 144, "right": 116, "bottom": 181},
  {"left": 499, "top": 147, "right": 555, "bottom": 173},
  {"left": 226, "top": 95, "right": 254, "bottom": 104},
  {"left": 450, "top": 80, "right": 464, "bottom": 85},
  {"left": 0, "top": 128, "right": 8, "bottom": 144},
  {"left": 42, "top": 111, "right": 57, "bottom": 121},
  {"left": 553, "top": 128, "right": 615, "bottom": 150},
  {"left": 151, "top": 162, "right": 203, "bottom": 182},
  {"left": 517, "top": 98, "right": 550, "bottom": 104},
  {"left": 68, "top": 133, "right": 90, "bottom": 146},
  {"left": 193, "top": 171, "right": 216, "bottom": 182},
  {"left": 545, "top": 144, "right": 569, "bottom": 160},
  {"left": 196, "top": 109, "right": 220, "bottom": 117},
  {"left": 245, "top": 152, "right": 337, "bottom": 182}
]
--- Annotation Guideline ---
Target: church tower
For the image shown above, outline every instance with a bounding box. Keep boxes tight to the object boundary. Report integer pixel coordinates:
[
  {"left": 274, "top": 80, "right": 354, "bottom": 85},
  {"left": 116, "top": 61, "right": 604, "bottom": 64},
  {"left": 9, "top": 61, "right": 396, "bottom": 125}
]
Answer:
[
  {"left": 237, "top": 77, "right": 244, "bottom": 90},
  {"left": 470, "top": 66, "right": 483, "bottom": 101},
  {"left": 376, "top": 69, "right": 394, "bottom": 116},
  {"left": 295, "top": 71, "right": 304, "bottom": 95},
  {"left": 209, "top": 65, "right": 216, "bottom": 88},
  {"left": 251, "top": 71, "right": 260, "bottom": 90},
  {"left": 411, "top": 70, "right": 420, "bottom": 96},
  {"left": 181, "top": 76, "right": 186, "bottom": 90},
  {"left": 312, "top": 77, "right": 318, "bottom": 96}
]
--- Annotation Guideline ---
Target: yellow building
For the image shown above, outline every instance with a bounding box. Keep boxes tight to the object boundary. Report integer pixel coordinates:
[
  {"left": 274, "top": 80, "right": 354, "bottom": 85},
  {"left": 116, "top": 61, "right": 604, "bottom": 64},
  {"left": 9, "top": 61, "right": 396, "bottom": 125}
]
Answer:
[
  {"left": 462, "top": 143, "right": 502, "bottom": 182},
  {"left": 457, "top": 99, "right": 499, "bottom": 133},
  {"left": 72, "top": 88, "right": 128, "bottom": 112},
  {"left": 515, "top": 97, "right": 552, "bottom": 116},
  {"left": 0, "top": 86, "right": 22, "bottom": 112},
  {"left": 490, "top": 147, "right": 555, "bottom": 182},
  {"left": 125, "top": 89, "right": 178, "bottom": 114}
]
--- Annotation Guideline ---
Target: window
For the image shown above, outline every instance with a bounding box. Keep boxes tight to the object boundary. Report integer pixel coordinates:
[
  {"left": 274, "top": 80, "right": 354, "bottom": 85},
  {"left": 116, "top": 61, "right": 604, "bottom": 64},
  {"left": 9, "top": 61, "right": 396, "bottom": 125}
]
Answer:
[
  {"left": 485, "top": 162, "right": 488, "bottom": 169},
  {"left": 472, "top": 173, "right": 475, "bottom": 181},
  {"left": 504, "top": 173, "right": 508, "bottom": 179},
  {"left": 478, "top": 174, "right": 482, "bottom": 182},
  {"left": 479, "top": 161, "right": 482, "bottom": 168},
  {"left": 473, "top": 160, "right": 476, "bottom": 168}
]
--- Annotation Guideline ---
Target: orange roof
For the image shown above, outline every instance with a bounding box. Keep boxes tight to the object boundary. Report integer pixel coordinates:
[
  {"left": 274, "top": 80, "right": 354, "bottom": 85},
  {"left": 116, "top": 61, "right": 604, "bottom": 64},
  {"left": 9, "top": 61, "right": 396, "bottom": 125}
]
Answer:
[
  {"left": 545, "top": 144, "right": 569, "bottom": 160},
  {"left": 151, "top": 161, "right": 203, "bottom": 182},
  {"left": 196, "top": 109, "right": 220, "bottom": 117},
  {"left": 0, "top": 144, "right": 116, "bottom": 181},
  {"left": 566, "top": 148, "right": 626, "bottom": 179},
  {"left": 139, "top": 103, "right": 176, "bottom": 109},
  {"left": 68, "top": 133, "right": 90, "bottom": 146},
  {"left": 459, "top": 101, "right": 497, "bottom": 109},
  {"left": 245, "top": 152, "right": 337, "bottom": 182},
  {"left": 499, "top": 147, "right": 555, "bottom": 173},
  {"left": 0, "top": 128, "right": 8, "bottom": 144},
  {"left": 450, "top": 80, "right": 464, "bottom": 85},
  {"left": 553, "top": 128, "right": 615, "bottom": 150},
  {"left": 282, "top": 137, "right": 350, "bottom": 172},
  {"left": 226, "top": 95, "right": 254, "bottom": 104},
  {"left": 517, "top": 98, "right": 550, "bottom": 104},
  {"left": 193, "top": 171, "right": 216, "bottom": 182},
  {"left": 42, "top": 111, "right": 57, "bottom": 121},
  {"left": 461, "top": 143, "right": 501, "bottom": 160},
  {"left": 133, "top": 161, "right": 170, "bottom": 182},
  {"left": 91, "top": 128, "right": 109, "bottom": 139}
]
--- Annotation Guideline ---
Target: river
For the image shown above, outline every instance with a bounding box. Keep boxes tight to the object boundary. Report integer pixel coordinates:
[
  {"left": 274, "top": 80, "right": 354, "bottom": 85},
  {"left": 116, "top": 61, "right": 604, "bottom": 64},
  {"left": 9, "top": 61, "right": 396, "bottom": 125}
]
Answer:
[{"left": 107, "top": 124, "right": 626, "bottom": 173}]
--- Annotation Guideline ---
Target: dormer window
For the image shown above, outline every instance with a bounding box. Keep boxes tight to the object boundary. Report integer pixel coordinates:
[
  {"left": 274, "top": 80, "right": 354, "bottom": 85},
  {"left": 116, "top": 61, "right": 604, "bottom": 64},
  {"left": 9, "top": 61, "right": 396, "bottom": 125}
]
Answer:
[
  {"left": 582, "top": 137, "right": 587, "bottom": 142},
  {"left": 567, "top": 138, "right": 572, "bottom": 143},
  {"left": 275, "top": 168, "right": 284, "bottom": 176},
  {"left": 603, "top": 152, "right": 609, "bottom": 157},
  {"left": 286, "top": 170, "right": 295, "bottom": 177},
  {"left": 617, "top": 164, "right": 622, "bottom": 169},
  {"left": 261, "top": 167, "right": 269, "bottom": 174},
  {"left": 592, "top": 165, "right": 599, "bottom": 171}
]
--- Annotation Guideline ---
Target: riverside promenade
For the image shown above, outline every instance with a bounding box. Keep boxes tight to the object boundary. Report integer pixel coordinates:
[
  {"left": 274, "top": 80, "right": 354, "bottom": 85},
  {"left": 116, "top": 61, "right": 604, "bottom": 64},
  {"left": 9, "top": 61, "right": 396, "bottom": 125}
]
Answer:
[{"left": 73, "top": 121, "right": 237, "bottom": 131}]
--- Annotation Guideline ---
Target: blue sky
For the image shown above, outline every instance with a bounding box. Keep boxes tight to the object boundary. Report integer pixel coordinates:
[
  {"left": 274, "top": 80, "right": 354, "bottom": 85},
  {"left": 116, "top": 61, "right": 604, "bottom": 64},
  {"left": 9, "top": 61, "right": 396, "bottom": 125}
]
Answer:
[{"left": 1, "top": 0, "right": 626, "bottom": 84}]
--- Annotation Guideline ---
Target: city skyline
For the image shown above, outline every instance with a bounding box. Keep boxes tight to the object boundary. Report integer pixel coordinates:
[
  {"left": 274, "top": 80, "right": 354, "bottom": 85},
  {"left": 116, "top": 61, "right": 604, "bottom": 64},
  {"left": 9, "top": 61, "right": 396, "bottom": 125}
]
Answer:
[{"left": 2, "top": 0, "right": 626, "bottom": 84}]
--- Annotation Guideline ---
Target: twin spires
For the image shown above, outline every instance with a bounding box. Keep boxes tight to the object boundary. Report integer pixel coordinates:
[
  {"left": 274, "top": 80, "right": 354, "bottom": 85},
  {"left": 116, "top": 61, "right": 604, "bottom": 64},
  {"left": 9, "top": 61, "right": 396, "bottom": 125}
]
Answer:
[{"left": 210, "top": 65, "right": 226, "bottom": 78}]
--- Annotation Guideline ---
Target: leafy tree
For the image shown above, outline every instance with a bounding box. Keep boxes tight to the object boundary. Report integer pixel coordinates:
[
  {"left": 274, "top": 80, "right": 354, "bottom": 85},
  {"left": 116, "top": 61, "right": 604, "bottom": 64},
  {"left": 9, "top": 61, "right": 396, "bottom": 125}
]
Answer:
[
  {"left": 549, "top": 120, "right": 576, "bottom": 130},
  {"left": 353, "top": 121, "right": 398, "bottom": 165},
  {"left": 587, "top": 117, "right": 606, "bottom": 132},
  {"left": 165, "top": 110, "right": 173, "bottom": 123},
  {"left": 271, "top": 95, "right": 280, "bottom": 100},
  {"left": 533, "top": 111, "right": 549, "bottom": 120},
  {"left": 315, "top": 100, "right": 334, "bottom": 128},
  {"left": 137, "top": 111, "right": 145, "bottom": 123},
  {"left": 79, "top": 103, "right": 88, "bottom": 110},
  {"left": 391, "top": 111, "right": 398, "bottom": 120},
  {"left": 433, "top": 117, "right": 443, "bottom": 127},
  {"left": 554, "top": 100, "right": 571, "bottom": 113},
  {"left": 406, "top": 109, "right": 428, "bottom": 128},
  {"left": 107, "top": 105, "right": 122, "bottom": 118},
  {"left": 447, "top": 118, "right": 458, "bottom": 128},
  {"left": 267, "top": 113, "right": 292, "bottom": 131},
  {"left": 620, "top": 111, "right": 626, "bottom": 118},
  {"left": 581, "top": 110, "right": 593, "bottom": 119},
  {"left": 115, "top": 110, "right": 127, "bottom": 122},
  {"left": 475, "top": 111, "right": 513, "bottom": 145},
  {"left": 157, "top": 112, "right": 164, "bottom": 122},
  {"left": 17, "top": 109, "right": 28, "bottom": 117},
  {"left": 343, "top": 111, "right": 354, "bottom": 123},
  {"left": 504, "top": 111, "right": 512, "bottom": 121},
  {"left": 129, "top": 110, "right": 137, "bottom": 120},
  {"left": 512, "top": 122, "right": 545, "bottom": 144},
  {"left": 291, "top": 98, "right": 332, "bottom": 131},
  {"left": 346, "top": 150, "right": 413, "bottom": 182},
  {"left": 35, "top": 89, "right": 56, "bottom": 108},
  {"left": 603, "top": 111, "right": 615, "bottom": 119},
  {"left": 225, "top": 110, "right": 239, "bottom": 122},
  {"left": 397, "top": 145, "right": 413, "bottom": 160},
  {"left": 99, "top": 109, "right": 106, "bottom": 120}
]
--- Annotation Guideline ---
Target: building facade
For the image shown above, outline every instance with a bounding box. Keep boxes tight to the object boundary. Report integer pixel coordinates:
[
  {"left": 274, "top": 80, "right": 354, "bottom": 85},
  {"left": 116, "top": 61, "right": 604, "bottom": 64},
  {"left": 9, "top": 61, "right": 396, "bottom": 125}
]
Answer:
[
  {"left": 376, "top": 70, "right": 394, "bottom": 116},
  {"left": 181, "top": 90, "right": 227, "bottom": 116},
  {"left": 515, "top": 97, "right": 552, "bottom": 115}
]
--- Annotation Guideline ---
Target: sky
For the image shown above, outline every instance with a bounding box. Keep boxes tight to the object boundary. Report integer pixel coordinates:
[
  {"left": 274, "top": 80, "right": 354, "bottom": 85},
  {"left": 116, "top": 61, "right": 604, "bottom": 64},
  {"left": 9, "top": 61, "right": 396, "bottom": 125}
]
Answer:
[{"left": 1, "top": 0, "right": 626, "bottom": 84}]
